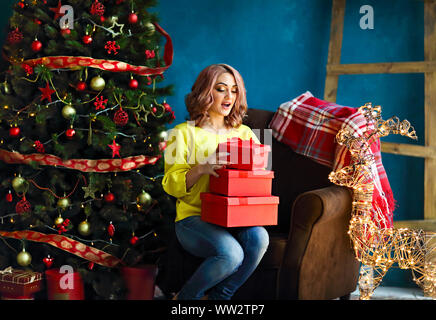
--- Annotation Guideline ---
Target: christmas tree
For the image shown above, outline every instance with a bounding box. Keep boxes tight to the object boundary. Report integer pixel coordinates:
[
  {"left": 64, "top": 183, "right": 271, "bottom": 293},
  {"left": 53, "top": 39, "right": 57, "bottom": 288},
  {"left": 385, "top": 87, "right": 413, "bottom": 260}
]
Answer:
[{"left": 0, "top": 0, "right": 176, "bottom": 299}]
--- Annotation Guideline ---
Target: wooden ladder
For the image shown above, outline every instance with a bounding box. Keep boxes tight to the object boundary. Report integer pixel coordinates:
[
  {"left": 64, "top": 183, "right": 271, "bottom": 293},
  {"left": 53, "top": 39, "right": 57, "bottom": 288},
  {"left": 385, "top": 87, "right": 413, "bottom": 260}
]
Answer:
[{"left": 324, "top": 0, "right": 436, "bottom": 231}]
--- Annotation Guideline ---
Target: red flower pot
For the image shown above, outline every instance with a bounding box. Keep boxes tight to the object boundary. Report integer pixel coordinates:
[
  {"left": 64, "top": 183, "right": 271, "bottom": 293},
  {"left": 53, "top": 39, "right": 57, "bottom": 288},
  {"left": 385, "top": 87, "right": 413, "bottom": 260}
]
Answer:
[
  {"left": 45, "top": 268, "right": 84, "bottom": 300},
  {"left": 121, "top": 265, "right": 157, "bottom": 300}
]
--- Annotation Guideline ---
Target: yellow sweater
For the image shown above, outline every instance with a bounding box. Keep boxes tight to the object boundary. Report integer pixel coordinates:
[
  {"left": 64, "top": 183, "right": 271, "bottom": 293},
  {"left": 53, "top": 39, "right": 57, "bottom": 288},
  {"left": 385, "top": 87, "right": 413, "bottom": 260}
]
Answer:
[{"left": 162, "top": 121, "right": 260, "bottom": 222}]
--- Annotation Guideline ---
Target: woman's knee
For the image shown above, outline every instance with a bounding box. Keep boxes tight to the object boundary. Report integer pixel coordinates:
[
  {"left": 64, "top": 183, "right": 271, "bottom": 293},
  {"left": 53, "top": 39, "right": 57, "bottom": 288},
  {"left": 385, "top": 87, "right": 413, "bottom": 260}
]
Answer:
[
  {"left": 257, "top": 227, "right": 270, "bottom": 250},
  {"left": 216, "top": 240, "right": 244, "bottom": 271},
  {"left": 243, "top": 227, "right": 270, "bottom": 254}
]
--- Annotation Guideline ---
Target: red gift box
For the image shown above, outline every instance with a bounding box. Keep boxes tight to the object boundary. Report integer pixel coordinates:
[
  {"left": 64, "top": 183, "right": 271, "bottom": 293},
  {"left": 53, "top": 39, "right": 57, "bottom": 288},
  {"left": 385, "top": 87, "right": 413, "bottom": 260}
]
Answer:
[
  {"left": 122, "top": 265, "right": 157, "bottom": 300},
  {"left": 45, "top": 268, "right": 84, "bottom": 300},
  {"left": 217, "top": 138, "right": 271, "bottom": 170},
  {"left": 0, "top": 267, "right": 43, "bottom": 298},
  {"left": 200, "top": 193, "right": 279, "bottom": 227},
  {"left": 210, "top": 168, "right": 274, "bottom": 197}
]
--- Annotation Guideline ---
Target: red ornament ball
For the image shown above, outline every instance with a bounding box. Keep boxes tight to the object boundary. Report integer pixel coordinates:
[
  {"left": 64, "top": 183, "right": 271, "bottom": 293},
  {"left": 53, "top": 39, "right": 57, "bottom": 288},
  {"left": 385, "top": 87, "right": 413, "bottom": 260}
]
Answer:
[
  {"left": 128, "top": 12, "right": 138, "bottom": 24},
  {"left": 129, "top": 78, "right": 138, "bottom": 89},
  {"left": 107, "top": 222, "right": 115, "bottom": 237},
  {"left": 16, "top": 198, "right": 31, "bottom": 214},
  {"left": 83, "top": 35, "right": 93, "bottom": 44},
  {"left": 130, "top": 235, "right": 139, "bottom": 245},
  {"left": 7, "top": 28, "right": 23, "bottom": 44},
  {"left": 9, "top": 126, "right": 20, "bottom": 137},
  {"left": 31, "top": 40, "right": 42, "bottom": 52},
  {"left": 43, "top": 255, "right": 54, "bottom": 268},
  {"left": 65, "top": 128, "right": 76, "bottom": 139},
  {"left": 76, "top": 81, "right": 87, "bottom": 91},
  {"left": 6, "top": 191, "right": 13, "bottom": 202},
  {"left": 114, "top": 108, "right": 129, "bottom": 126},
  {"left": 163, "top": 102, "right": 172, "bottom": 112},
  {"left": 61, "top": 28, "right": 71, "bottom": 36},
  {"left": 152, "top": 106, "right": 157, "bottom": 113},
  {"left": 90, "top": 0, "right": 105, "bottom": 16},
  {"left": 104, "top": 192, "right": 115, "bottom": 203}
]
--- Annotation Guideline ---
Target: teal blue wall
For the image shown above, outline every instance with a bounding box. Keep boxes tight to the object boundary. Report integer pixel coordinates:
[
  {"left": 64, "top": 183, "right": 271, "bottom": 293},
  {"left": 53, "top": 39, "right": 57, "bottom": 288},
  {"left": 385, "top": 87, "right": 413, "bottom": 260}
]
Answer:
[
  {"left": 154, "top": 0, "right": 332, "bottom": 121},
  {"left": 1, "top": 0, "right": 425, "bottom": 288}
]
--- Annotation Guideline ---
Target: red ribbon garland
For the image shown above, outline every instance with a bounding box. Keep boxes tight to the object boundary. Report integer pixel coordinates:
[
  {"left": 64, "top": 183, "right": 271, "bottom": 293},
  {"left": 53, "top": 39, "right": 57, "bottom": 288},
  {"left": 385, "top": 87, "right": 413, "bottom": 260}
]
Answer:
[
  {"left": 16, "top": 22, "right": 173, "bottom": 76},
  {"left": 0, "top": 148, "right": 161, "bottom": 173},
  {"left": 0, "top": 230, "right": 121, "bottom": 267}
]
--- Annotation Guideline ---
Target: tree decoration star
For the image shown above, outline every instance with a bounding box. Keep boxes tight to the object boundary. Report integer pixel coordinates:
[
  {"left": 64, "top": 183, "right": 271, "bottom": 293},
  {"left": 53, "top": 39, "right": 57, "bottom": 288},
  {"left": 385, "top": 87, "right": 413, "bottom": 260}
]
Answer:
[
  {"left": 107, "top": 17, "right": 125, "bottom": 38},
  {"left": 82, "top": 185, "right": 97, "bottom": 199},
  {"left": 134, "top": 104, "right": 150, "bottom": 123},
  {"left": 108, "top": 139, "right": 121, "bottom": 158},
  {"left": 39, "top": 82, "right": 55, "bottom": 102},
  {"left": 49, "top": 0, "right": 65, "bottom": 20}
]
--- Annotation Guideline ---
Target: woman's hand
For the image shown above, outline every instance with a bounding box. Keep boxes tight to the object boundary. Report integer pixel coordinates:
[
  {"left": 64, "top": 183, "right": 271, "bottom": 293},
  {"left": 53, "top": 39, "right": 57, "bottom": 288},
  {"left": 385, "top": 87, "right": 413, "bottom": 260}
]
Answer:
[
  {"left": 199, "top": 163, "right": 225, "bottom": 178},
  {"left": 200, "top": 151, "right": 230, "bottom": 177},
  {"left": 185, "top": 151, "right": 230, "bottom": 190}
]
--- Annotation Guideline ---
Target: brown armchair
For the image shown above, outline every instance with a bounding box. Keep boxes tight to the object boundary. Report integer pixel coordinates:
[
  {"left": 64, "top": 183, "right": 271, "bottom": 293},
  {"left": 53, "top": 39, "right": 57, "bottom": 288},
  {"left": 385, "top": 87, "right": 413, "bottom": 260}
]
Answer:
[{"left": 156, "top": 108, "right": 360, "bottom": 300}]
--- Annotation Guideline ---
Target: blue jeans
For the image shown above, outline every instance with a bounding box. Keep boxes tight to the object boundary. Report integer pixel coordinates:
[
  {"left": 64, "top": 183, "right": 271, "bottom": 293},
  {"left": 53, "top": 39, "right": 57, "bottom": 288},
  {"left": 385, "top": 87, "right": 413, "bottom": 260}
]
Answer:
[{"left": 175, "top": 215, "right": 269, "bottom": 300}]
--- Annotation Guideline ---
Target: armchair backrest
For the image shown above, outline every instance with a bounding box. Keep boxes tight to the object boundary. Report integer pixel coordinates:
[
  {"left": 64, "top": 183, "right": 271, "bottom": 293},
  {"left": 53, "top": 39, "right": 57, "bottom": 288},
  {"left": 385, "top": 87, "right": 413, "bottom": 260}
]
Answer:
[{"left": 243, "top": 108, "right": 333, "bottom": 233}]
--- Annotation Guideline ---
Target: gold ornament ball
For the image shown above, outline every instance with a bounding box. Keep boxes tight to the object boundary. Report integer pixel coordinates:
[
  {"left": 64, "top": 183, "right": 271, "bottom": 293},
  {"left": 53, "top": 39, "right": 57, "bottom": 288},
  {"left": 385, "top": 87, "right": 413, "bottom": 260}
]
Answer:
[
  {"left": 144, "top": 22, "right": 155, "bottom": 36},
  {"left": 90, "top": 76, "right": 106, "bottom": 91},
  {"left": 17, "top": 249, "right": 32, "bottom": 267},
  {"left": 78, "top": 220, "right": 91, "bottom": 236},
  {"left": 136, "top": 190, "right": 152, "bottom": 206},
  {"left": 61, "top": 104, "right": 76, "bottom": 120},
  {"left": 12, "top": 175, "right": 27, "bottom": 193},
  {"left": 54, "top": 214, "right": 64, "bottom": 226},
  {"left": 57, "top": 198, "right": 71, "bottom": 210}
]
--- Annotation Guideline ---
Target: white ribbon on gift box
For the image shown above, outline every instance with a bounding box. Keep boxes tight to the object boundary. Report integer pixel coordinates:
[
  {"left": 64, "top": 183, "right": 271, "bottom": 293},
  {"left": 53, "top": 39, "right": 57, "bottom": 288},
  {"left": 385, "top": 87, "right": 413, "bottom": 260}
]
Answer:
[{"left": 0, "top": 266, "right": 12, "bottom": 275}]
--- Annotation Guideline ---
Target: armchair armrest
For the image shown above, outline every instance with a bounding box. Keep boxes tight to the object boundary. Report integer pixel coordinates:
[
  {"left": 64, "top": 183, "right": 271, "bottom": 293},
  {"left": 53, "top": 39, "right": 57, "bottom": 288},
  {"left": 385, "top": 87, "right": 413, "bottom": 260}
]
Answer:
[
  {"left": 277, "top": 185, "right": 354, "bottom": 299},
  {"left": 296, "top": 185, "right": 352, "bottom": 228}
]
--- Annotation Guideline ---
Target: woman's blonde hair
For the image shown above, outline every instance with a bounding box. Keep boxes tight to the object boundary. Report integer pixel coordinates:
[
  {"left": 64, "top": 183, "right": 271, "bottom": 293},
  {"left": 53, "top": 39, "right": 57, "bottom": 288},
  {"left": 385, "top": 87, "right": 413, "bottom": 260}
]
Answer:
[{"left": 185, "top": 64, "right": 247, "bottom": 128}]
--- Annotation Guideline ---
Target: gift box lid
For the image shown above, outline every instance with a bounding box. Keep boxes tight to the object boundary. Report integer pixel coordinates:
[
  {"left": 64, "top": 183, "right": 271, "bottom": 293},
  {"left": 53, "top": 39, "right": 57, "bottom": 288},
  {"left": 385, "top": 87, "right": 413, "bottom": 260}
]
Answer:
[
  {"left": 217, "top": 138, "right": 271, "bottom": 155},
  {"left": 215, "top": 168, "right": 274, "bottom": 179},
  {"left": 0, "top": 267, "right": 42, "bottom": 284},
  {"left": 200, "top": 193, "right": 279, "bottom": 205}
]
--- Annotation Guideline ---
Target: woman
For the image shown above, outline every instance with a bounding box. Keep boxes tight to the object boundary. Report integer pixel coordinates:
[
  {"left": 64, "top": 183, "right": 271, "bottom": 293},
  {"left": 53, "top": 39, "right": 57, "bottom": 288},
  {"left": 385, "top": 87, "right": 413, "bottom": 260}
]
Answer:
[{"left": 162, "top": 64, "right": 269, "bottom": 300}]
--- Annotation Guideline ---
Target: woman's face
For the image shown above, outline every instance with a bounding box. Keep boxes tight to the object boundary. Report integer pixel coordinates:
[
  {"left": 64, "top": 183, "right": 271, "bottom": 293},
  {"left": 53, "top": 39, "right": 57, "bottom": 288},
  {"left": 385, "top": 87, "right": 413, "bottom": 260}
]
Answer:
[{"left": 208, "top": 72, "right": 238, "bottom": 119}]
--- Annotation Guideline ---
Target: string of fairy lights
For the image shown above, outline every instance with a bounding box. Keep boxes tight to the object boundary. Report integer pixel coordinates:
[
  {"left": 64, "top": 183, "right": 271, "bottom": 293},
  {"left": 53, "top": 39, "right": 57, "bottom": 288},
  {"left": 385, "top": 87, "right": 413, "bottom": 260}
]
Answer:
[{"left": 329, "top": 103, "right": 436, "bottom": 300}]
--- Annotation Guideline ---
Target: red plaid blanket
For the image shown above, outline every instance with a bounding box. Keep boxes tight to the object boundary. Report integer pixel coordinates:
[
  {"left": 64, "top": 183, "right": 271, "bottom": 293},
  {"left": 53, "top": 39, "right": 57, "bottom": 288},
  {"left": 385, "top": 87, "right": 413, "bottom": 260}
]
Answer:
[{"left": 268, "top": 91, "right": 394, "bottom": 228}]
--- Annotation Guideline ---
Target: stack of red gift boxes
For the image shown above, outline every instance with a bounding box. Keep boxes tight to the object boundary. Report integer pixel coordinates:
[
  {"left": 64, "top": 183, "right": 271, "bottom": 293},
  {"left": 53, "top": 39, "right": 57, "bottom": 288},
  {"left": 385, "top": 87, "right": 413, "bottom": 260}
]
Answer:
[{"left": 201, "top": 138, "right": 279, "bottom": 227}]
